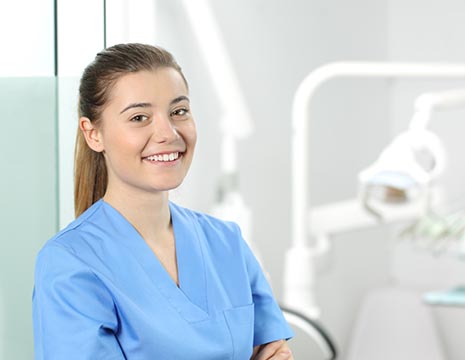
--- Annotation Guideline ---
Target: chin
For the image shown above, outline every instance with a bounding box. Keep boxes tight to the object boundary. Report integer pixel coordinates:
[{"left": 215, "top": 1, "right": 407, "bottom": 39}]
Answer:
[{"left": 150, "top": 179, "right": 184, "bottom": 192}]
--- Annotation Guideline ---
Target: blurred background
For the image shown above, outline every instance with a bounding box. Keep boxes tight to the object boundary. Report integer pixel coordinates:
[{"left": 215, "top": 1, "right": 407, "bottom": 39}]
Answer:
[{"left": 2, "top": 0, "right": 465, "bottom": 358}]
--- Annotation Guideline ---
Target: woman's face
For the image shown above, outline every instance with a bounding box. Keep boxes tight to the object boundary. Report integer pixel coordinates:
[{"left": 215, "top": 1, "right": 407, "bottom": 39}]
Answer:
[{"left": 87, "top": 68, "right": 197, "bottom": 196}]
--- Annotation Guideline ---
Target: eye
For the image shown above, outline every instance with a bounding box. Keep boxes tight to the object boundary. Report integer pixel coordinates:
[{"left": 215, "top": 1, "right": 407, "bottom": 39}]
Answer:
[
  {"left": 171, "top": 108, "right": 189, "bottom": 117},
  {"left": 130, "top": 114, "right": 149, "bottom": 122}
]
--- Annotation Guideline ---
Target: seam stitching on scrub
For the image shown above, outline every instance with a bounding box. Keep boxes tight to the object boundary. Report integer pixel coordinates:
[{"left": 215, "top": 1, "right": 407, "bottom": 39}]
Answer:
[
  {"left": 53, "top": 200, "right": 104, "bottom": 241},
  {"left": 38, "top": 242, "right": 119, "bottom": 329}
]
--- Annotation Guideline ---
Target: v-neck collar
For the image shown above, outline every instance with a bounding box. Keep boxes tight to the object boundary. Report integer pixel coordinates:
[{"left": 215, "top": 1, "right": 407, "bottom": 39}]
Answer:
[{"left": 97, "top": 199, "right": 209, "bottom": 323}]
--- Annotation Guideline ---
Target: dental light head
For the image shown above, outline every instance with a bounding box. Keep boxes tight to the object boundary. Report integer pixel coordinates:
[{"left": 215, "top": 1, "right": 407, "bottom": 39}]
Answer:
[
  {"left": 358, "top": 87, "right": 465, "bottom": 217},
  {"left": 358, "top": 128, "right": 446, "bottom": 216}
]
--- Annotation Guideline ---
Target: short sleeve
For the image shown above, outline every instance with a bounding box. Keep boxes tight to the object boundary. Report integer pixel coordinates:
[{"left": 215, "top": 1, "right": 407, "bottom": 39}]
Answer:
[
  {"left": 32, "top": 243, "right": 125, "bottom": 360},
  {"left": 236, "top": 226, "right": 294, "bottom": 346}
]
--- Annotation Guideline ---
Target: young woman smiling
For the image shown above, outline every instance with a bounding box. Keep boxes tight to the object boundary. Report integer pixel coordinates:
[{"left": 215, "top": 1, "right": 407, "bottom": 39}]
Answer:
[{"left": 33, "top": 43, "right": 293, "bottom": 360}]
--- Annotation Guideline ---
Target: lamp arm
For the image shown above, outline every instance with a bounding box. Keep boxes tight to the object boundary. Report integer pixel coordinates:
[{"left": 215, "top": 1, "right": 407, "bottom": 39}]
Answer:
[{"left": 409, "top": 88, "right": 465, "bottom": 130}]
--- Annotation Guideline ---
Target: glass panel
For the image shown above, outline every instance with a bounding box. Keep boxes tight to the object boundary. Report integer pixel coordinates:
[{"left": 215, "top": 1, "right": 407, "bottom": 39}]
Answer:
[
  {"left": 0, "top": 77, "right": 58, "bottom": 359},
  {"left": 1, "top": 0, "right": 56, "bottom": 356},
  {"left": 0, "top": 1, "right": 55, "bottom": 76},
  {"left": 0, "top": 1, "right": 106, "bottom": 357}
]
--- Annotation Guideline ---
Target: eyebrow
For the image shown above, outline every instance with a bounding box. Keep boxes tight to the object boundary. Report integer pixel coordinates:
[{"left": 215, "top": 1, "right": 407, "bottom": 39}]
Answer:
[{"left": 119, "top": 96, "right": 190, "bottom": 114}]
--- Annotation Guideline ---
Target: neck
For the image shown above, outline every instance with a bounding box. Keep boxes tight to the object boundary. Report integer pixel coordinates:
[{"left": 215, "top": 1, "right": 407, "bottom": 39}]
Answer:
[{"left": 103, "top": 186, "right": 171, "bottom": 244}]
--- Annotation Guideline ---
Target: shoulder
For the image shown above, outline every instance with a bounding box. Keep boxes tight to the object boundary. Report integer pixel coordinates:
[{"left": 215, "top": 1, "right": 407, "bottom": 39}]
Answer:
[{"left": 36, "top": 200, "right": 106, "bottom": 269}]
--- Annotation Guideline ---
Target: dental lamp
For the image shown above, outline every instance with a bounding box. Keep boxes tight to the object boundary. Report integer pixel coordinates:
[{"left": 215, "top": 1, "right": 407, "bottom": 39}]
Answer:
[
  {"left": 285, "top": 62, "right": 465, "bottom": 321},
  {"left": 362, "top": 88, "right": 465, "bottom": 257},
  {"left": 359, "top": 88, "right": 465, "bottom": 216},
  {"left": 358, "top": 128, "right": 446, "bottom": 217}
]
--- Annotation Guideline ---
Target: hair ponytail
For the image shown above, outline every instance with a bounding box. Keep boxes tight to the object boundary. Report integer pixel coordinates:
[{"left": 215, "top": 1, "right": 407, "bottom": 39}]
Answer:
[{"left": 74, "top": 130, "right": 107, "bottom": 217}]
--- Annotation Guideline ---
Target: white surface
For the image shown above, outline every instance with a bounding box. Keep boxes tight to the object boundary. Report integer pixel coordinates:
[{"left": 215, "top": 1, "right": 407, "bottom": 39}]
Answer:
[
  {"left": 432, "top": 306, "right": 465, "bottom": 360},
  {"left": 346, "top": 286, "right": 445, "bottom": 360}
]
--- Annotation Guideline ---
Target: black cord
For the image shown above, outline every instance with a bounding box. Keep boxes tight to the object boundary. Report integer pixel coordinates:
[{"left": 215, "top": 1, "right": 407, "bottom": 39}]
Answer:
[{"left": 280, "top": 305, "right": 338, "bottom": 360}]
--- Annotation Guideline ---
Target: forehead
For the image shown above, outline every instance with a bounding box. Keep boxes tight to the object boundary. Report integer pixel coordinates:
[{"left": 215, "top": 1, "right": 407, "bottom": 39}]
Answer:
[{"left": 108, "top": 68, "right": 188, "bottom": 106}]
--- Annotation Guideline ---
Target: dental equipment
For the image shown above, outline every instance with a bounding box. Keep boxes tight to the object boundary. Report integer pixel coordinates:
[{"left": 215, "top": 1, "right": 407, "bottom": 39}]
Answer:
[
  {"left": 311, "top": 89, "right": 465, "bottom": 253},
  {"left": 285, "top": 62, "right": 465, "bottom": 320},
  {"left": 359, "top": 88, "right": 465, "bottom": 215},
  {"left": 384, "top": 88, "right": 465, "bottom": 255},
  {"left": 358, "top": 128, "right": 445, "bottom": 218}
]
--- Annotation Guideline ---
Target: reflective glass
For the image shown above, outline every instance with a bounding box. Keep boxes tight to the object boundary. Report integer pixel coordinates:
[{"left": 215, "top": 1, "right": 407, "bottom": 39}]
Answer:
[{"left": 0, "top": 77, "right": 58, "bottom": 359}]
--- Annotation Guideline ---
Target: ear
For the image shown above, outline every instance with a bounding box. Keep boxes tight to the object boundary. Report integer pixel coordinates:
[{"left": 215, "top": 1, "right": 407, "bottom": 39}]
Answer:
[{"left": 79, "top": 117, "right": 104, "bottom": 152}]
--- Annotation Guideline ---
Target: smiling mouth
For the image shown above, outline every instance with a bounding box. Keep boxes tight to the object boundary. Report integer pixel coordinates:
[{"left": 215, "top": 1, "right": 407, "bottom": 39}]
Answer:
[{"left": 144, "top": 152, "right": 181, "bottom": 162}]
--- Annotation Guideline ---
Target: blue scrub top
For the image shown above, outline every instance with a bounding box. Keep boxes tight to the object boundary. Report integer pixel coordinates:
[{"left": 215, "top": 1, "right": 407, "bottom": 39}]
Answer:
[{"left": 33, "top": 200, "right": 293, "bottom": 359}]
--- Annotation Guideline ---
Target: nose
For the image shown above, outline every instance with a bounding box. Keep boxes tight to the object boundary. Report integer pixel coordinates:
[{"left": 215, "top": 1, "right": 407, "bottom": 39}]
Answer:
[{"left": 151, "top": 113, "right": 179, "bottom": 143}]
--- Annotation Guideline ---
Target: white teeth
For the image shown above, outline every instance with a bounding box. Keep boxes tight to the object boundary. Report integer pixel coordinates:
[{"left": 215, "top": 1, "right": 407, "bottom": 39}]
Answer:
[{"left": 146, "top": 152, "right": 180, "bottom": 162}]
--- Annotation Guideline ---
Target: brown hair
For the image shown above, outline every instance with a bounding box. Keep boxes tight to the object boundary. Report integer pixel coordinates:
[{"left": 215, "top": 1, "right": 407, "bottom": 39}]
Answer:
[{"left": 74, "top": 43, "right": 187, "bottom": 217}]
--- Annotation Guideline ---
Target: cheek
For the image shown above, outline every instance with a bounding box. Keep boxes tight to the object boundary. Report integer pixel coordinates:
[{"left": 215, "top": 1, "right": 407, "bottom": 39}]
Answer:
[
  {"left": 190, "top": 129, "right": 197, "bottom": 147},
  {"left": 104, "top": 128, "right": 145, "bottom": 154},
  {"left": 185, "top": 122, "right": 197, "bottom": 147}
]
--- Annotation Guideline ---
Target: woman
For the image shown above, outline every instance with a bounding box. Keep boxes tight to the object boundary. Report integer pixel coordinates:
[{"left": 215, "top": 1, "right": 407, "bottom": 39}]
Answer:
[{"left": 33, "top": 43, "right": 293, "bottom": 359}]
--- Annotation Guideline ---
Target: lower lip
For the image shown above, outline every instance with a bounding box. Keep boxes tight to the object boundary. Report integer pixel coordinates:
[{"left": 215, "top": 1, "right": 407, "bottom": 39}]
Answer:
[{"left": 143, "top": 154, "right": 183, "bottom": 167}]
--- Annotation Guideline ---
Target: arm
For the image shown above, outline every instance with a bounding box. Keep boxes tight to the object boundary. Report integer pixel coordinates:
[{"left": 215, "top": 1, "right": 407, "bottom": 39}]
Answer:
[
  {"left": 235, "top": 225, "right": 294, "bottom": 350},
  {"left": 33, "top": 244, "right": 125, "bottom": 360}
]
